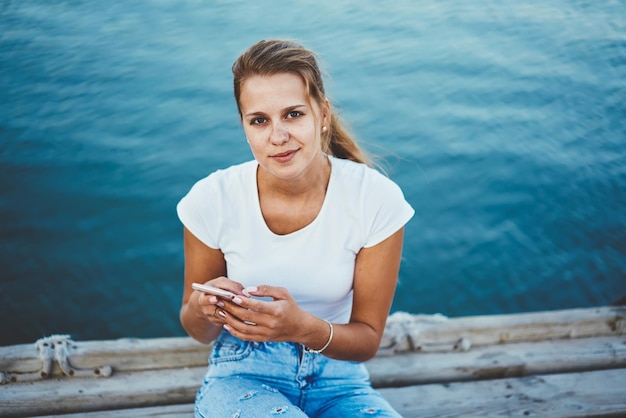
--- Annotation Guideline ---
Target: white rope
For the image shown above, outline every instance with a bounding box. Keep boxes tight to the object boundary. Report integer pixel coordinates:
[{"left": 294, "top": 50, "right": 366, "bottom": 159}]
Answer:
[{"left": 1, "top": 335, "right": 112, "bottom": 384}]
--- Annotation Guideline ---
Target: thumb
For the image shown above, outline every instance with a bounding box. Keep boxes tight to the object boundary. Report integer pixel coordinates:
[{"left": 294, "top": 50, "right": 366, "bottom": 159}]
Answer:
[{"left": 244, "top": 285, "right": 289, "bottom": 301}]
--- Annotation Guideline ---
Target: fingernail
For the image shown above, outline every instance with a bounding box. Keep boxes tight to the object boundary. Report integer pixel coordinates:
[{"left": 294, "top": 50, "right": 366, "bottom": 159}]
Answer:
[
  {"left": 218, "top": 310, "right": 227, "bottom": 318},
  {"left": 209, "top": 296, "right": 218, "bottom": 304},
  {"left": 216, "top": 301, "right": 225, "bottom": 307},
  {"left": 244, "top": 286, "right": 257, "bottom": 296},
  {"left": 232, "top": 296, "right": 243, "bottom": 305}
]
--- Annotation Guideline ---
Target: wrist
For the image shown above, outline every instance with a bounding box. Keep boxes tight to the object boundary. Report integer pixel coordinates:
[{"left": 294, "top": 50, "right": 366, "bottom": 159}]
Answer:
[{"left": 304, "top": 319, "right": 333, "bottom": 354}]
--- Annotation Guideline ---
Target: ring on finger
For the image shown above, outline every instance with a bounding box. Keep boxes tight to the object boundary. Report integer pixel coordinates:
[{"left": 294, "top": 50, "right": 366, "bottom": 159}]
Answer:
[{"left": 213, "top": 307, "right": 220, "bottom": 318}]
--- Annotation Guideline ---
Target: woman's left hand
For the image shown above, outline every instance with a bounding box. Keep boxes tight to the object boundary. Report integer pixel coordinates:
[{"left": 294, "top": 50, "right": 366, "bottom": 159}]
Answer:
[{"left": 215, "top": 285, "right": 311, "bottom": 343}]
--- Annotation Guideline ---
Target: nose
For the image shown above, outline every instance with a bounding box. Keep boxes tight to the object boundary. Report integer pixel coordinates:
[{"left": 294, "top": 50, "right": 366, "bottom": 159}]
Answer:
[{"left": 270, "top": 123, "right": 289, "bottom": 145}]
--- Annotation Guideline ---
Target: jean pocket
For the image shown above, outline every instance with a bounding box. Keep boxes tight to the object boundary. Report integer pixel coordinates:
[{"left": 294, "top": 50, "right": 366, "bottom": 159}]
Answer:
[{"left": 209, "top": 331, "right": 251, "bottom": 364}]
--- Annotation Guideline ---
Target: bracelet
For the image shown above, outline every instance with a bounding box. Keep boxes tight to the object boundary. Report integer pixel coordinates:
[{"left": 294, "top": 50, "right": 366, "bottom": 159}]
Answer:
[{"left": 306, "top": 320, "right": 333, "bottom": 354}]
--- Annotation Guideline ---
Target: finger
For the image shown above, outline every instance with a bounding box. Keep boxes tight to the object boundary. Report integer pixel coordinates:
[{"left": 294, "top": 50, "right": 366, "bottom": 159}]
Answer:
[
  {"left": 216, "top": 303, "right": 261, "bottom": 327},
  {"left": 220, "top": 298, "right": 275, "bottom": 324},
  {"left": 201, "top": 301, "right": 220, "bottom": 319},
  {"left": 244, "top": 285, "right": 290, "bottom": 301},
  {"left": 197, "top": 293, "right": 220, "bottom": 307},
  {"left": 223, "top": 295, "right": 259, "bottom": 310},
  {"left": 204, "top": 305, "right": 228, "bottom": 327},
  {"left": 222, "top": 317, "right": 268, "bottom": 342},
  {"left": 207, "top": 277, "right": 246, "bottom": 295},
  {"left": 196, "top": 293, "right": 228, "bottom": 325}
]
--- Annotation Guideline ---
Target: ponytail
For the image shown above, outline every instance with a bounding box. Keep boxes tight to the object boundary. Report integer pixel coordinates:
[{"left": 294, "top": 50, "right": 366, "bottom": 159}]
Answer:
[{"left": 322, "top": 110, "right": 371, "bottom": 166}]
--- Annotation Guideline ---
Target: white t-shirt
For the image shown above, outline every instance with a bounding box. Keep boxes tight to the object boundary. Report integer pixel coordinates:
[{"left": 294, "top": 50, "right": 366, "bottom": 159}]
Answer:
[{"left": 177, "top": 156, "right": 414, "bottom": 324}]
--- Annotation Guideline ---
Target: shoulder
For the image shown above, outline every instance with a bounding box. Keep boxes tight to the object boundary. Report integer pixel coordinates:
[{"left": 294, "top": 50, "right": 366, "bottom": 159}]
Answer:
[
  {"left": 178, "top": 160, "right": 256, "bottom": 212},
  {"left": 331, "top": 155, "right": 377, "bottom": 181},
  {"left": 191, "top": 160, "right": 256, "bottom": 192},
  {"left": 330, "top": 156, "right": 401, "bottom": 194},
  {"left": 329, "top": 157, "right": 414, "bottom": 248},
  {"left": 186, "top": 160, "right": 257, "bottom": 199},
  {"left": 176, "top": 160, "right": 257, "bottom": 248}
]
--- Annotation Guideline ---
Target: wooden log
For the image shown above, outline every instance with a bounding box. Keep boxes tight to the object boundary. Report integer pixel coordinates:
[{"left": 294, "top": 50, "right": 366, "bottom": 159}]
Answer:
[
  {"left": 36, "top": 368, "right": 626, "bottom": 418},
  {"left": 367, "top": 335, "right": 626, "bottom": 387},
  {"left": 1, "top": 306, "right": 624, "bottom": 416},
  {"left": 37, "top": 404, "right": 194, "bottom": 417},
  {"left": 0, "top": 366, "right": 206, "bottom": 417},
  {"left": 379, "top": 306, "right": 626, "bottom": 355},
  {"left": 0, "top": 337, "right": 210, "bottom": 383},
  {"left": 2, "top": 306, "right": 623, "bottom": 381},
  {"left": 2, "top": 335, "right": 625, "bottom": 417},
  {"left": 378, "top": 368, "right": 626, "bottom": 418}
]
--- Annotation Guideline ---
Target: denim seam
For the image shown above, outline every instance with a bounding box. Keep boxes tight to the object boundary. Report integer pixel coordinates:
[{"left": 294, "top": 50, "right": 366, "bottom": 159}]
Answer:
[{"left": 210, "top": 341, "right": 252, "bottom": 364}]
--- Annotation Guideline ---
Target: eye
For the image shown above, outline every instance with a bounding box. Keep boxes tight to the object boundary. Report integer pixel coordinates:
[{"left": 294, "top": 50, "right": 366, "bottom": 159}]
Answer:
[
  {"left": 286, "top": 111, "right": 302, "bottom": 119},
  {"left": 250, "top": 117, "right": 267, "bottom": 125}
]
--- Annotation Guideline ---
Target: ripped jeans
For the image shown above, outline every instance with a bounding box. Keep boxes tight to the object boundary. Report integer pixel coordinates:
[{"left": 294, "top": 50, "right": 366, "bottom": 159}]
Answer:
[{"left": 195, "top": 330, "right": 402, "bottom": 418}]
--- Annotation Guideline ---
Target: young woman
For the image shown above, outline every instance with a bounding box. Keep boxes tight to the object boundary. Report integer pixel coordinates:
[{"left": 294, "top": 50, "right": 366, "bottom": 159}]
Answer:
[{"left": 177, "top": 39, "right": 414, "bottom": 417}]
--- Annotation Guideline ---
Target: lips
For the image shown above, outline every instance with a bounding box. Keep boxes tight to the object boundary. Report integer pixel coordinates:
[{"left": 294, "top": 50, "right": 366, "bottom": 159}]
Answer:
[
  {"left": 270, "top": 149, "right": 298, "bottom": 163},
  {"left": 272, "top": 150, "right": 295, "bottom": 157}
]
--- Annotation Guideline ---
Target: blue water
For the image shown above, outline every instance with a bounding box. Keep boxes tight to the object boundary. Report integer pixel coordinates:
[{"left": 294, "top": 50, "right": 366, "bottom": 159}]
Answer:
[{"left": 1, "top": 1, "right": 625, "bottom": 346}]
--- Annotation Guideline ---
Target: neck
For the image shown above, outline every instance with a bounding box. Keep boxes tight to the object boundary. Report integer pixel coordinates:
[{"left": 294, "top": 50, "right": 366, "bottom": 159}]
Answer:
[{"left": 258, "top": 153, "right": 331, "bottom": 198}]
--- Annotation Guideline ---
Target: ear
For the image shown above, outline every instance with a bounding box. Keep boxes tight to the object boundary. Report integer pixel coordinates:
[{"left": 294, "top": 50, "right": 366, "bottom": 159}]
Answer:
[{"left": 321, "top": 98, "right": 331, "bottom": 128}]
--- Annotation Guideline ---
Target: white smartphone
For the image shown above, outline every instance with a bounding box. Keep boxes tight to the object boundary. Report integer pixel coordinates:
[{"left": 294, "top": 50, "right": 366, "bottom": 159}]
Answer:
[{"left": 192, "top": 283, "right": 237, "bottom": 299}]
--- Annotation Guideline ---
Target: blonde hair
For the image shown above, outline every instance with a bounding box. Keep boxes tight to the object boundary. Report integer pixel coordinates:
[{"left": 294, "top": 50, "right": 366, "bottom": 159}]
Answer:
[{"left": 232, "top": 39, "right": 371, "bottom": 166}]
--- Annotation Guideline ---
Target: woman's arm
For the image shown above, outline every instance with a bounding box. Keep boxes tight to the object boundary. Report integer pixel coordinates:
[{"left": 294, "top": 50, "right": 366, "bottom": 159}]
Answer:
[
  {"left": 320, "top": 227, "right": 405, "bottom": 361},
  {"left": 218, "top": 227, "right": 405, "bottom": 362},
  {"left": 180, "top": 227, "right": 241, "bottom": 344}
]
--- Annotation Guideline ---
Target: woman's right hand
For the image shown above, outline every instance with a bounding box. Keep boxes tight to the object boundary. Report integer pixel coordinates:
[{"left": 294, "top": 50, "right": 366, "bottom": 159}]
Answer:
[{"left": 192, "top": 277, "right": 245, "bottom": 326}]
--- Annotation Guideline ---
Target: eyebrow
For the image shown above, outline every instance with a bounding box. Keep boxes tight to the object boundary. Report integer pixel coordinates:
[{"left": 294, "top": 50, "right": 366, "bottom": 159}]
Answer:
[{"left": 244, "top": 104, "right": 308, "bottom": 118}]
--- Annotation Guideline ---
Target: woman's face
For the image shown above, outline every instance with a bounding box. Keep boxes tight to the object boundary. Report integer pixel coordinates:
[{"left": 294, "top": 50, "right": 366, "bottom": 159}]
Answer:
[{"left": 239, "top": 72, "right": 329, "bottom": 181}]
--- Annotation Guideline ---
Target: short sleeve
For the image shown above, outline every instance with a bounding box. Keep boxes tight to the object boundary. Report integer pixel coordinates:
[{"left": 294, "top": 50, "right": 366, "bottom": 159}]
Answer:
[
  {"left": 176, "top": 174, "right": 221, "bottom": 249},
  {"left": 363, "top": 172, "right": 414, "bottom": 248}
]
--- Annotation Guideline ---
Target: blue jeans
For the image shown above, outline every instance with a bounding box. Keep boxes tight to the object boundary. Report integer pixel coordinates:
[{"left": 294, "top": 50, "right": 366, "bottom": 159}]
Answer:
[{"left": 195, "top": 330, "right": 402, "bottom": 417}]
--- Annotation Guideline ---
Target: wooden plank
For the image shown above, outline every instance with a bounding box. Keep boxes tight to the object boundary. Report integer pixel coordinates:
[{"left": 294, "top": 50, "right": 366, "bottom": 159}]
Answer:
[
  {"left": 379, "top": 368, "right": 626, "bottom": 418},
  {"left": 39, "top": 369, "right": 626, "bottom": 418},
  {"left": 2, "top": 306, "right": 623, "bottom": 380},
  {"left": 0, "top": 367, "right": 205, "bottom": 417},
  {"left": 380, "top": 306, "right": 626, "bottom": 355},
  {"left": 37, "top": 404, "right": 194, "bottom": 418},
  {"left": 3, "top": 336, "right": 625, "bottom": 417},
  {"left": 367, "top": 335, "right": 626, "bottom": 387},
  {"left": 0, "top": 337, "right": 210, "bottom": 381}
]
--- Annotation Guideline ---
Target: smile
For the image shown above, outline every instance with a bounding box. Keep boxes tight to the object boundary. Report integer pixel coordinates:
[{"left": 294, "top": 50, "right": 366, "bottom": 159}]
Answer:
[{"left": 270, "top": 149, "right": 298, "bottom": 162}]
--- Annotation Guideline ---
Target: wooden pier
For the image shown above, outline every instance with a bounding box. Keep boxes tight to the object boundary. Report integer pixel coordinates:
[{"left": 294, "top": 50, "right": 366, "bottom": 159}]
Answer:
[{"left": 1, "top": 305, "right": 625, "bottom": 417}]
